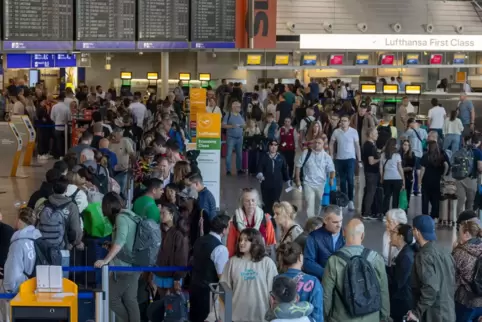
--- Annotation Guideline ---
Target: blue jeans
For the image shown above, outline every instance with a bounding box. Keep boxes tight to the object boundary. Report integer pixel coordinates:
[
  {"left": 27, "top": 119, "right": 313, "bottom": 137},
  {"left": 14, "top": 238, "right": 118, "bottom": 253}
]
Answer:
[
  {"left": 226, "top": 136, "right": 243, "bottom": 173},
  {"left": 444, "top": 133, "right": 461, "bottom": 153},
  {"left": 429, "top": 128, "right": 444, "bottom": 140},
  {"left": 335, "top": 159, "right": 356, "bottom": 201},
  {"left": 114, "top": 171, "right": 128, "bottom": 197},
  {"left": 456, "top": 302, "right": 482, "bottom": 322}
]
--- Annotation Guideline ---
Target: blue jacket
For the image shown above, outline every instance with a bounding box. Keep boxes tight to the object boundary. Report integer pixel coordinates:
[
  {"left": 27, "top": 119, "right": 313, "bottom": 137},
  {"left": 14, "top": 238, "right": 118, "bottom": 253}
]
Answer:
[
  {"left": 279, "top": 268, "right": 323, "bottom": 322},
  {"left": 168, "top": 128, "right": 184, "bottom": 152},
  {"left": 198, "top": 187, "right": 217, "bottom": 221},
  {"left": 303, "top": 226, "right": 345, "bottom": 281}
]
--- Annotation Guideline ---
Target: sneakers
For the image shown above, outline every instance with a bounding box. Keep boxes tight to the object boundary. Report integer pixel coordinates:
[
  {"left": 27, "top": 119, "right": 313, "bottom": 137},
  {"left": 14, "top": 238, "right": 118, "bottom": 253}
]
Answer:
[{"left": 347, "top": 201, "right": 355, "bottom": 211}]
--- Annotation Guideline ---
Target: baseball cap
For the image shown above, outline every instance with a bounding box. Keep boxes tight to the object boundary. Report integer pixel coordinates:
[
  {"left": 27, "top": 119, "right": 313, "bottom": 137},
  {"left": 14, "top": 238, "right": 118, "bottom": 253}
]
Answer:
[
  {"left": 412, "top": 215, "right": 436, "bottom": 241},
  {"left": 359, "top": 102, "right": 368, "bottom": 109}
]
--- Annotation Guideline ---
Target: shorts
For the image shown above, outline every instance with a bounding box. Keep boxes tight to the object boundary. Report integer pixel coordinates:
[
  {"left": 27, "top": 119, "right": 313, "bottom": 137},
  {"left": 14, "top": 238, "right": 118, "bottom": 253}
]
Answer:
[{"left": 414, "top": 156, "right": 422, "bottom": 170}]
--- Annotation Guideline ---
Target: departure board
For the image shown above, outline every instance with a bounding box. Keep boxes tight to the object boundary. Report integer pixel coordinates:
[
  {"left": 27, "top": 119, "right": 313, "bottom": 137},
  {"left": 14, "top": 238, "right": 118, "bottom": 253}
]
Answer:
[
  {"left": 191, "top": 0, "right": 236, "bottom": 48},
  {"left": 76, "top": 0, "right": 136, "bottom": 50},
  {"left": 3, "top": 0, "right": 74, "bottom": 51},
  {"left": 137, "top": 0, "right": 189, "bottom": 49}
]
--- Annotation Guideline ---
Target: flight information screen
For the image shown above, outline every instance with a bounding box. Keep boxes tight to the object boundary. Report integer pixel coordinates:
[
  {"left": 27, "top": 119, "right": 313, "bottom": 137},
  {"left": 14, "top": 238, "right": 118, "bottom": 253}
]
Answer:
[
  {"left": 76, "top": 0, "right": 136, "bottom": 50},
  {"left": 3, "top": 0, "right": 74, "bottom": 50},
  {"left": 191, "top": 0, "right": 236, "bottom": 48},
  {"left": 137, "top": 0, "right": 189, "bottom": 49}
]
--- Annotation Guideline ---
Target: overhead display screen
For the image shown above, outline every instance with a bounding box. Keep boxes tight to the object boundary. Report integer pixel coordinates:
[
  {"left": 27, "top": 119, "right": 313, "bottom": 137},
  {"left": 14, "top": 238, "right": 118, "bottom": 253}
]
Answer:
[
  {"left": 405, "top": 54, "right": 420, "bottom": 65},
  {"left": 4, "top": 0, "right": 74, "bottom": 51},
  {"left": 246, "top": 55, "right": 262, "bottom": 65},
  {"left": 355, "top": 54, "right": 369, "bottom": 65},
  {"left": 6, "top": 54, "right": 76, "bottom": 68},
  {"left": 453, "top": 53, "right": 465, "bottom": 64},
  {"left": 137, "top": 0, "right": 189, "bottom": 50},
  {"left": 383, "top": 84, "right": 399, "bottom": 94},
  {"left": 361, "top": 84, "right": 376, "bottom": 94},
  {"left": 329, "top": 55, "right": 344, "bottom": 65},
  {"left": 302, "top": 55, "right": 317, "bottom": 66},
  {"left": 380, "top": 54, "right": 395, "bottom": 65},
  {"left": 76, "top": 0, "right": 136, "bottom": 50},
  {"left": 430, "top": 54, "right": 443, "bottom": 65},
  {"left": 191, "top": 0, "right": 236, "bottom": 49},
  {"left": 275, "top": 55, "right": 290, "bottom": 65}
]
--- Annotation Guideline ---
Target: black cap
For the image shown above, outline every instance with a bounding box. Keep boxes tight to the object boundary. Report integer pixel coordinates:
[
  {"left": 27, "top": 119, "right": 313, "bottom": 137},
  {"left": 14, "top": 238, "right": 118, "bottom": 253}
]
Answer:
[
  {"left": 272, "top": 276, "right": 297, "bottom": 303},
  {"left": 457, "top": 210, "right": 478, "bottom": 225}
]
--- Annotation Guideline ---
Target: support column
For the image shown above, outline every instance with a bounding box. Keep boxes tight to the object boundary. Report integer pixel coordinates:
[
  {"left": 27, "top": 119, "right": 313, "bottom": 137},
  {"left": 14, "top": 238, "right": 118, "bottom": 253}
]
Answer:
[{"left": 161, "top": 52, "right": 169, "bottom": 98}]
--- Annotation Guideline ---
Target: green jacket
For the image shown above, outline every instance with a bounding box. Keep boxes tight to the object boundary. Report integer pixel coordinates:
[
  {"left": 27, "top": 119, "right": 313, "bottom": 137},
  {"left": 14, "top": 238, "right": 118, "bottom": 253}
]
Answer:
[
  {"left": 411, "top": 242, "right": 455, "bottom": 322},
  {"left": 322, "top": 245, "right": 390, "bottom": 322}
]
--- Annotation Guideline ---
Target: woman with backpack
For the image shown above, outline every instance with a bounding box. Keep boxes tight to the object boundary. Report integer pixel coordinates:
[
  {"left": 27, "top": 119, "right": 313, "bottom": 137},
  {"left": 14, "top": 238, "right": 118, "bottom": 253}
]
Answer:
[
  {"left": 93, "top": 192, "right": 142, "bottom": 322},
  {"left": 274, "top": 242, "right": 322, "bottom": 322},
  {"left": 221, "top": 228, "right": 278, "bottom": 322},
  {"left": 380, "top": 138, "right": 405, "bottom": 214},
  {"left": 226, "top": 188, "right": 276, "bottom": 257},
  {"left": 452, "top": 220, "right": 482, "bottom": 321}
]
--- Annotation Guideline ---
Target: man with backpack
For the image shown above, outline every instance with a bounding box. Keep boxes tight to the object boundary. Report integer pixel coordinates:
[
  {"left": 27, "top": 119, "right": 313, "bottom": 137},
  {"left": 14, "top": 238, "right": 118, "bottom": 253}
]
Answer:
[
  {"left": 455, "top": 135, "right": 482, "bottom": 215},
  {"left": 74, "top": 149, "right": 109, "bottom": 194},
  {"left": 322, "top": 218, "right": 389, "bottom": 322},
  {"left": 37, "top": 176, "right": 83, "bottom": 250},
  {"left": 406, "top": 215, "right": 455, "bottom": 322}
]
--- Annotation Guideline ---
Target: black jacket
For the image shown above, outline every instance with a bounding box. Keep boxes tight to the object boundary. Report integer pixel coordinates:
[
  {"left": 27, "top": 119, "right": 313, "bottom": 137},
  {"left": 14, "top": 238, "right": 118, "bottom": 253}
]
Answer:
[
  {"left": 27, "top": 181, "right": 54, "bottom": 209},
  {"left": 389, "top": 244, "right": 415, "bottom": 321},
  {"left": 0, "top": 222, "right": 14, "bottom": 271},
  {"left": 256, "top": 152, "right": 289, "bottom": 188}
]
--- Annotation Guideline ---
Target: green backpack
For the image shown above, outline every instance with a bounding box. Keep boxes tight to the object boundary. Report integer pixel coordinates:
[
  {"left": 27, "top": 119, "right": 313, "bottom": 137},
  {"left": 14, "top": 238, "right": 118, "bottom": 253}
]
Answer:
[{"left": 82, "top": 203, "right": 113, "bottom": 238}]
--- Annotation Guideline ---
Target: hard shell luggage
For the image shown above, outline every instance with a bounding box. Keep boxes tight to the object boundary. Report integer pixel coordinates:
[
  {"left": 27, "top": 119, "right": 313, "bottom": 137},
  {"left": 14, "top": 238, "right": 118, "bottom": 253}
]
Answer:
[{"left": 72, "top": 246, "right": 95, "bottom": 322}]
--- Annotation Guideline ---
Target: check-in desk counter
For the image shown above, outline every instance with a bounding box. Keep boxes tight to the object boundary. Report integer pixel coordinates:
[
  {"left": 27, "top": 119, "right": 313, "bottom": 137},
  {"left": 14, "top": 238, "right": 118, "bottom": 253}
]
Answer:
[{"left": 10, "top": 278, "right": 78, "bottom": 322}]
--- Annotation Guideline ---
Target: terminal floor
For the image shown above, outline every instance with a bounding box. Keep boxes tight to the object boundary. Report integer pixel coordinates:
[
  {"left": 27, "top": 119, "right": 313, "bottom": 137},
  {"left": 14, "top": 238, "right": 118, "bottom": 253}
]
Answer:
[{"left": 0, "top": 158, "right": 456, "bottom": 254}]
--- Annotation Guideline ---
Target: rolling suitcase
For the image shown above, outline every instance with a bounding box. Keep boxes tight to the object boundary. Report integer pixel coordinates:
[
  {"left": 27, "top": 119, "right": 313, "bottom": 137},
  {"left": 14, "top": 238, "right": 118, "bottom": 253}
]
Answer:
[
  {"left": 242, "top": 150, "right": 249, "bottom": 171},
  {"left": 72, "top": 247, "right": 96, "bottom": 322}
]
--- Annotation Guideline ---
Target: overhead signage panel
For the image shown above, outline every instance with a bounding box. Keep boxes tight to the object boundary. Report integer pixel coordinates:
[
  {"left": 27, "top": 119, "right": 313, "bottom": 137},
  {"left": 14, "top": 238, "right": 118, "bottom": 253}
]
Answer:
[
  {"left": 7, "top": 54, "right": 77, "bottom": 69},
  {"left": 302, "top": 55, "right": 317, "bottom": 66},
  {"left": 383, "top": 84, "right": 399, "bottom": 94},
  {"left": 361, "top": 84, "right": 376, "bottom": 94},
  {"left": 453, "top": 53, "right": 466, "bottom": 64},
  {"left": 406, "top": 54, "right": 420, "bottom": 65},
  {"left": 274, "top": 55, "right": 290, "bottom": 65},
  {"left": 405, "top": 85, "right": 421, "bottom": 95},
  {"left": 355, "top": 54, "right": 369, "bottom": 65},
  {"left": 4, "top": 0, "right": 74, "bottom": 51},
  {"left": 246, "top": 54, "right": 262, "bottom": 65},
  {"left": 300, "top": 34, "right": 482, "bottom": 51}
]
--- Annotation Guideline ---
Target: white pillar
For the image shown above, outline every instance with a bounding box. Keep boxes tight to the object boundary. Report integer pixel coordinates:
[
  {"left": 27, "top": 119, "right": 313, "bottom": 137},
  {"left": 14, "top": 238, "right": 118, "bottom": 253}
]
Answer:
[{"left": 161, "top": 52, "right": 169, "bottom": 98}]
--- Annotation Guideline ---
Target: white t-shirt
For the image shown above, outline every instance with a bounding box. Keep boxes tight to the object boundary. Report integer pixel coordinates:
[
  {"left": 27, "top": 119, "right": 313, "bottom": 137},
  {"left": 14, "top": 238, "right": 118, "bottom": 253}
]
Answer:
[
  {"left": 381, "top": 152, "right": 402, "bottom": 180},
  {"left": 331, "top": 127, "right": 359, "bottom": 160},
  {"left": 128, "top": 102, "right": 147, "bottom": 127},
  {"left": 428, "top": 105, "right": 446, "bottom": 129}
]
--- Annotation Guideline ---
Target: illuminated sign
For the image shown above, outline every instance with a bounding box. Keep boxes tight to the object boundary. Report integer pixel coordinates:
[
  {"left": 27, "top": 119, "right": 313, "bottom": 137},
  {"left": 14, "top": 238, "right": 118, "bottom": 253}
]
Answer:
[
  {"left": 361, "top": 84, "right": 376, "bottom": 94},
  {"left": 246, "top": 54, "right": 262, "bottom": 65},
  {"left": 430, "top": 54, "right": 443, "bottom": 64},
  {"left": 274, "top": 55, "right": 290, "bottom": 65},
  {"left": 405, "top": 85, "right": 421, "bottom": 95},
  {"left": 120, "top": 72, "right": 132, "bottom": 79},
  {"left": 329, "top": 54, "right": 344, "bottom": 65},
  {"left": 383, "top": 84, "right": 399, "bottom": 94},
  {"left": 199, "top": 73, "right": 211, "bottom": 81},
  {"left": 453, "top": 53, "right": 465, "bottom": 64},
  {"left": 179, "top": 73, "right": 191, "bottom": 81},
  {"left": 406, "top": 54, "right": 419, "bottom": 65},
  {"left": 302, "top": 54, "right": 317, "bottom": 66},
  {"left": 147, "top": 72, "right": 158, "bottom": 80},
  {"left": 380, "top": 54, "right": 395, "bottom": 65},
  {"left": 355, "top": 54, "right": 369, "bottom": 65}
]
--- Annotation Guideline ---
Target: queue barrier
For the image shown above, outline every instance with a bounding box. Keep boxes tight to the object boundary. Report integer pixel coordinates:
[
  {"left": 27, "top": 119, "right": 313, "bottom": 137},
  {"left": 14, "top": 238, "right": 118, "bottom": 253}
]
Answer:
[{"left": 0, "top": 265, "right": 201, "bottom": 322}]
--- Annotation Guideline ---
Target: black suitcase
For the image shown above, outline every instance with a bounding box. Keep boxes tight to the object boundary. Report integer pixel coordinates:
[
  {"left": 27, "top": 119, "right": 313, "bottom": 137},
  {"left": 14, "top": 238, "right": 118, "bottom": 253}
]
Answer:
[{"left": 72, "top": 247, "right": 96, "bottom": 322}]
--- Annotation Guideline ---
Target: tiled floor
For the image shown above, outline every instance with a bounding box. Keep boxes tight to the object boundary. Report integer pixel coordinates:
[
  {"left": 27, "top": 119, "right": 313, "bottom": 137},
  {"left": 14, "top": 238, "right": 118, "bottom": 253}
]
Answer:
[{"left": 1, "top": 158, "right": 457, "bottom": 254}]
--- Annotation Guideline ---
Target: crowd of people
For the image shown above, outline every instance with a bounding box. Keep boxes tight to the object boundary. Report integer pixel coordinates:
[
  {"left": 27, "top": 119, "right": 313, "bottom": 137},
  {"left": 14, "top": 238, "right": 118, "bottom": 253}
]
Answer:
[{"left": 0, "top": 77, "right": 480, "bottom": 322}]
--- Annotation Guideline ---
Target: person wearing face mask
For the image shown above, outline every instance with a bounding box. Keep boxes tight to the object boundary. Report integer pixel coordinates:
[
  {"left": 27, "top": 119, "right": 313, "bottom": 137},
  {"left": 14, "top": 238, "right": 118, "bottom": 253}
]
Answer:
[
  {"left": 303, "top": 205, "right": 345, "bottom": 281},
  {"left": 406, "top": 215, "right": 455, "bottom": 322},
  {"left": 256, "top": 139, "right": 290, "bottom": 215},
  {"left": 452, "top": 220, "right": 482, "bottom": 321},
  {"left": 189, "top": 214, "right": 231, "bottom": 322},
  {"left": 226, "top": 188, "right": 276, "bottom": 257},
  {"left": 387, "top": 224, "right": 415, "bottom": 322}
]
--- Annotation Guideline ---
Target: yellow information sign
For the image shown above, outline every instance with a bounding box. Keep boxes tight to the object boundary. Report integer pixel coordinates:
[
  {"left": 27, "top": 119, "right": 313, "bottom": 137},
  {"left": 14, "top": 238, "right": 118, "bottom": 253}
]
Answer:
[
  {"left": 197, "top": 113, "right": 221, "bottom": 139},
  {"left": 189, "top": 88, "right": 207, "bottom": 142},
  {"left": 120, "top": 72, "right": 132, "bottom": 79},
  {"left": 275, "top": 55, "right": 290, "bottom": 65},
  {"left": 361, "top": 84, "right": 376, "bottom": 94},
  {"left": 405, "top": 85, "right": 422, "bottom": 95},
  {"left": 247, "top": 55, "right": 262, "bottom": 65},
  {"left": 383, "top": 84, "right": 399, "bottom": 94}
]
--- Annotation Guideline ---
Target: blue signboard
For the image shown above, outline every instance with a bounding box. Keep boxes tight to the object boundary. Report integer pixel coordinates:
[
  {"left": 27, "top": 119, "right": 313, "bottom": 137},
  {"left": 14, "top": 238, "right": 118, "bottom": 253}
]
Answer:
[
  {"left": 6, "top": 54, "right": 77, "bottom": 69},
  {"left": 76, "top": 41, "right": 136, "bottom": 50},
  {"left": 137, "top": 41, "right": 189, "bottom": 50},
  {"left": 191, "top": 42, "right": 236, "bottom": 49},
  {"left": 3, "top": 41, "right": 74, "bottom": 51}
]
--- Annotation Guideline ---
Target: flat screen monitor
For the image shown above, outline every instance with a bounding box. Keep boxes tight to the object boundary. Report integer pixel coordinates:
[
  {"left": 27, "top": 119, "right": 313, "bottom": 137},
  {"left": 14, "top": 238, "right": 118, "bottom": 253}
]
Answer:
[
  {"left": 383, "top": 84, "right": 399, "bottom": 94},
  {"left": 430, "top": 54, "right": 443, "bottom": 65},
  {"left": 380, "top": 54, "right": 395, "bottom": 65},
  {"left": 361, "top": 84, "right": 376, "bottom": 94},
  {"left": 383, "top": 102, "right": 397, "bottom": 114},
  {"left": 246, "top": 54, "right": 262, "bottom": 65},
  {"left": 453, "top": 53, "right": 465, "bottom": 64},
  {"left": 405, "top": 85, "right": 421, "bottom": 95},
  {"left": 355, "top": 54, "right": 369, "bottom": 65},
  {"left": 274, "top": 55, "right": 290, "bottom": 65},
  {"left": 405, "top": 54, "right": 420, "bottom": 65},
  {"left": 301, "top": 54, "right": 317, "bottom": 66},
  {"left": 329, "top": 54, "right": 344, "bottom": 65}
]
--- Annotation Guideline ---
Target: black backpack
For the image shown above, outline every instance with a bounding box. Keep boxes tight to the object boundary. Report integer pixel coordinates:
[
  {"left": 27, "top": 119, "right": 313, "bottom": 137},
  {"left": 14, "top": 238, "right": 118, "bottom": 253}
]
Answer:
[
  {"left": 16, "top": 238, "right": 62, "bottom": 278},
  {"left": 376, "top": 125, "right": 392, "bottom": 150},
  {"left": 463, "top": 247, "right": 482, "bottom": 295},
  {"left": 83, "top": 164, "right": 109, "bottom": 194},
  {"left": 250, "top": 102, "right": 263, "bottom": 121},
  {"left": 335, "top": 248, "right": 382, "bottom": 317}
]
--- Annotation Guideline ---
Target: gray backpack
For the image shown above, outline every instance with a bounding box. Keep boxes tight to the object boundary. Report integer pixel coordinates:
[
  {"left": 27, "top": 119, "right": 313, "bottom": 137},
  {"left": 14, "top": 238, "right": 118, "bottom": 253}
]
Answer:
[
  {"left": 117, "top": 211, "right": 161, "bottom": 266},
  {"left": 37, "top": 201, "right": 69, "bottom": 247}
]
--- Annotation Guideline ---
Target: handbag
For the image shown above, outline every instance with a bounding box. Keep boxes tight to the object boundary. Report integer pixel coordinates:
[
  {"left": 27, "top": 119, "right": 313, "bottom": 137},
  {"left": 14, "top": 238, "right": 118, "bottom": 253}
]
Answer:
[{"left": 399, "top": 189, "right": 408, "bottom": 210}]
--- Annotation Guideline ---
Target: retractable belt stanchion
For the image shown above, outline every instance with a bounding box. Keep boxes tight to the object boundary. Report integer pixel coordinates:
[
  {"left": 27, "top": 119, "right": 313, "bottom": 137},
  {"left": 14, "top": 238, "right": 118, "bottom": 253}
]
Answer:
[{"left": 101, "top": 265, "right": 110, "bottom": 322}]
